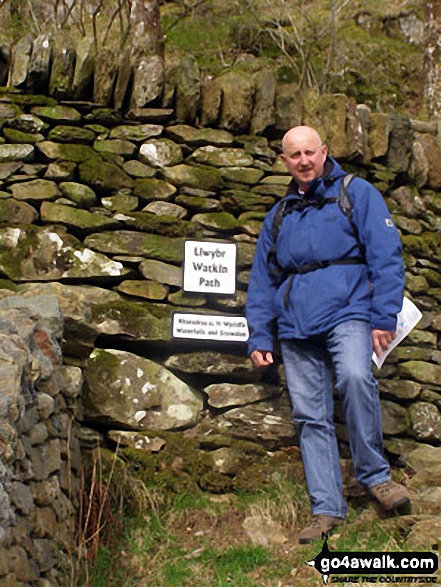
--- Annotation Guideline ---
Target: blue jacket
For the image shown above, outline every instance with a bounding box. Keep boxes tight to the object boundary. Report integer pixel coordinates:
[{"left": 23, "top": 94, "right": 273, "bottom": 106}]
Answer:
[{"left": 245, "top": 157, "right": 404, "bottom": 354}]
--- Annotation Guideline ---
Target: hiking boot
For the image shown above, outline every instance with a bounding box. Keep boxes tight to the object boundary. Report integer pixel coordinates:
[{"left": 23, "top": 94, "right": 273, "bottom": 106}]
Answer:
[
  {"left": 298, "top": 515, "right": 344, "bottom": 544},
  {"left": 368, "top": 480, "right": 411, "bottom": 512}
]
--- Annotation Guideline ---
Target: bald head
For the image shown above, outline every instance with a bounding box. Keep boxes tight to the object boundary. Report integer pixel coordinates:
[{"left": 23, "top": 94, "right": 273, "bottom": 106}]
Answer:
[
  {"left": 280, "top": 126, "right": 328, "bottom": 191},
  {"left": 282, "top": 126, "right": 324, "bottom": 154}
]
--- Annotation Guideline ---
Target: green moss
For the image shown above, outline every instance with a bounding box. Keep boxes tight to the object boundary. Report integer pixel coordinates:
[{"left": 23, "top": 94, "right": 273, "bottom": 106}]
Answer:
[{"left": 122, "top": 211, "right": 203, "bottom": 238}]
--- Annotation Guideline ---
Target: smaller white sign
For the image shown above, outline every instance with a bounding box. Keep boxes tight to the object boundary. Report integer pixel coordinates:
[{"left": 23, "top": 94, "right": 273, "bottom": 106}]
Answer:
[
  {"left": 183, "top": 240, "right": 237, "bottom": 295},
  {"left": 172, "top": 313, "right": 249, "bottom": 342}
]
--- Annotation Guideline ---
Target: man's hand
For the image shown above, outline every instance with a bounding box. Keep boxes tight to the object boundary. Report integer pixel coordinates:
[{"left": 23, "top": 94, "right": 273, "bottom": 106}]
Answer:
[
  {"left": 372, "top": 329, "right": 396, "bottom": 357},
  {"left": 250, "top": 350, "right": 274, "bottom": 367}
]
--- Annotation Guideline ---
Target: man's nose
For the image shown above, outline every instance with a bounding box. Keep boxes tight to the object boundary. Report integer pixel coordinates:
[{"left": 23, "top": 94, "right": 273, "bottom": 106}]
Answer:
[{"left": 298, "top": 153, "right": 309, "bottom": 165}]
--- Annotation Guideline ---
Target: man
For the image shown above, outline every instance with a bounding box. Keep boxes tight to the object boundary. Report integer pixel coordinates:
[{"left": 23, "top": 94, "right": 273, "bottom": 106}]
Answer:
[{"left": 245, "top": 126, "right": 410, "bottom": 544}]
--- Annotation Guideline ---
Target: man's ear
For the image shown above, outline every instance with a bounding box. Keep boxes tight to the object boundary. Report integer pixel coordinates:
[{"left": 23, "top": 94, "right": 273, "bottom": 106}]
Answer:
[
  {"left": 280, "top": 153, "right": 288, "bottom": 167},
  {"left": 322, "top": 144, "right": 328, "bottom": 159}
]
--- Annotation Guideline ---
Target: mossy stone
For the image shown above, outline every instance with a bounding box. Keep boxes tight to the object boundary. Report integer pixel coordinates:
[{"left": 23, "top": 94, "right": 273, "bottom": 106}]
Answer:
[
  {"left": 133, "top": 178, "right": 177, "bottom": 202},
  {"left": 2, "top": 128, "right": 45, "bottom": 144},
  {"left": 48, "top": 125, "right": 96, "bottom": 144},
  {"left": 79, "top": 158, "right": 134, "bottom": 193},
  {"left": 162, "top": 164, "right": 224, "bottom": 191},
  {"left": 59, "top": 182, "right": 97, "bottom": 208},
  {"left": 40, "top": 202, "right": 117, "bottom": 231},
  {"left": 117, "top": 211, "right": 202, "bottom": 238},
  {"left": 31, "top": 105, "right": 82, "bottom": 123},
  {"left": 192, "top": 212, "right": 240, "bottom": 232},
  {"left": 115, "top": 280, "right": 168, "bottom": 301},
  {"left": 85, "top": 230, "right": 185, "bottom": 263},
  {"left": 37, "top": 141, "right": 98, "bottom": 163}
]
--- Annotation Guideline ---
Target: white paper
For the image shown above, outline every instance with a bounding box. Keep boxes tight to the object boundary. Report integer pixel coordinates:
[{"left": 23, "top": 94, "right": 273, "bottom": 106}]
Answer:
[{"left": 372, "top": 297, "right": 423, "bottom": 369}]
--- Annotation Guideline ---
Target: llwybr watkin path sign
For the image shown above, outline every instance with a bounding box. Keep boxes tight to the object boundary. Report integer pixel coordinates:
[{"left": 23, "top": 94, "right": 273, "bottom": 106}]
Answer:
[
  {"left": 183, "top": 240, "right": 237, "bottom": 294},
  {"left": 172, "top": 240, "right": 249, "bottom": 342}
]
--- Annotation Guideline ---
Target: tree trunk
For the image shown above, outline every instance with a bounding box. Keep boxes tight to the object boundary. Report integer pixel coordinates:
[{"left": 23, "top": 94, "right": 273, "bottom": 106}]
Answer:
[{"left": 424, "top": 0, "right": 441, "bottom": 117}]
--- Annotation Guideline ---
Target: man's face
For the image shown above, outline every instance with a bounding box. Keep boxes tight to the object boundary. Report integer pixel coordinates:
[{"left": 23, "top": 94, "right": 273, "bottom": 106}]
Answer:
[{"left": 280, "top": 130, "right": 328, "bottom": 192}]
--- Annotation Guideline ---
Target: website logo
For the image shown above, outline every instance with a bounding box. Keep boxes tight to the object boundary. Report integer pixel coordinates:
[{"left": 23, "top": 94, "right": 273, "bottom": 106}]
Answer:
[{"left": 307, "top": 534, "right": 439, "bottom": 585}]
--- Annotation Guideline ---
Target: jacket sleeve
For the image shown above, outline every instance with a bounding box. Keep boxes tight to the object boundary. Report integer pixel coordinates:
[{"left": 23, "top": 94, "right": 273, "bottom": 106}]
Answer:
[
  {"left": 245, "top": 207, "right": 281, "bottom": 355},
  {"left": 350, "top": 178, "right": 404, "bottom": 331}
]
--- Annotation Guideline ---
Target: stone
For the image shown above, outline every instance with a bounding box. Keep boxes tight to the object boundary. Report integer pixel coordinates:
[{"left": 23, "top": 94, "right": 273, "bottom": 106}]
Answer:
[
  {"left": 48, "top": 125, "right": 95, "bottom": 143},
  {"left": 242, "top": 515, "right": 288, "bottom": 546},
  {"left": 71, "top": 37, "right": 95, "bottom": 99},
  {"left": 44, "top": 161, "right": 77, "bottom": 181},
  {"left": 3, "top": 128, "right": 45, "bottom": 144},
  {"left": 40, "top": 202, "right": 116, "bottom": 231},
  {"left": 0, "top": 200, "right": 38, "bottom": 224},
  {"left": 10, "top": 113, "right": 45, "bottom": 134},
  {"left": 380, "top": 400, "right": 410, "bottom": 435},
  {"left": 37, "top": 141, "right": 97, "bottom": 163},
  {"left": 175, "top": 195, "right": 221, "bottom": 212},
  {"left": 27, "top": 33, "right": 52, "bottom": 94},
  {"left": 10, "top": 179, "right": 60, "bottom": 202},
  {"left": 165, "top": 351, "right": 260, "bottom": 381},
  {"left": 139, "top": 259, "right": 182, "bottom": 286},
  {"left": 59, "top": 182, "right": 97, "bottom": 208},
  {"left": 133, "top": 178, "right": 177, "bottom": 202},
  {"left": 102, "top": 193, "right": 139, "bottom": 213},
  {"left": 399, "top": 360, "right": 441, "bottom": 384},
  {"left": 85, "top": 230, "right": 185, "bottom": 263},
  {"left": 274, "top": 83, "right": 303, "bottom": 134},
  {"left": 214, "top": 71, "right": 255, "bottom": 133},
  {"left": 139, "top": 139, "right": 183, "bottom": 168},
  {"left": 408, "top": 402, "right": 441, "bottom": 442},
  {"left": 204, "top": 382, "right": 280, "bottom": 409},
  {"left": 83, "top": 349, "right": 203, "bottom": 430},
  {"left": 214, "top": 393, "right": 297, "bottom": 450},
  {"left": 93, "top": 46, "right": 119, "bottom": 105},
  {"left": 389, "top": 185, "right": 426, "bottom": 217},
  {"left": 162, "top": 164, "right": 224, "bottom": 191},
  {"left": 110, "top": 124, "right": 163, "bottom": 142},
  {"left": 410, "top": 137, "right": 429, "bottom": 188},
  {"left": 48, "top": 31, "right": 76, "bottom": 100},
  {"left": 93, "top": 138, "right": 137, "bottom": 157},
  {"left": 406, "top": 518, "right": 441, "bottom": 549},
  {"left": 0, "top": 225, "right": 127, "bottom": 281},
  {"left": 188, "top": 146, "right": 254, "bottom": 168},
  {"left": 114, "top": 280, "right": 168, "bottom": 301},
  {"left": 417, "top": 133, "right": 441, "bottom": 189},
  {"left": 192, "top": 212, "right": 239, "bottom": 232},
  {"left": 10, "top": 35, "right": 33, "bottom": 89},
  {"left": 379, "top": 379, "right": 421, "bottom": 400},
  {"left": 141, "top": 200, "right": 186, "bottom": 219},
  {"left": 406, "top": 445, "right": 441, "bottom": 472},
  {"left": 0, "top": 161, "right": 22, "bottom": 179},
  {"left": 165, "top": 125, "right": 234, "bottom": 147},
  {"left": 123, "top": 160, "right": 156, "bottom": 178},
  {"left": 107, "top": 431, "right": 166, "bottom": 452},
  {"left": 130, "top": 54, "right": 164, "bottom": 110},
  {"left": 0, "top": 144, "right": 34, "bottom": 162},
  {"left": 79, "top": 158, "right": 134, "bottom": 193},
  {"left": 31, "top": 105, "right": 82, "bottom": 124},
  {"left": 386, "top": 115, "right": 414, "bottom": 175},
  {"left": 250, "top": 68, "right": 276, "bottom": 136},
  {"left": 174, "top": 55, "right": 200, "bottom": 124},
  {"left": 369, "top": 113, "right": 392, "bottom": 158},
  {"left": 221, "top": 167, "right": 264, "bottom": 185}
]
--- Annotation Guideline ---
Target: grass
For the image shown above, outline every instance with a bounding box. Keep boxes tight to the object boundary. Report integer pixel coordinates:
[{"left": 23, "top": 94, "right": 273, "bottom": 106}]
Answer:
[{"left": 81, "top": 470, "right": 414, "bottom": 587}]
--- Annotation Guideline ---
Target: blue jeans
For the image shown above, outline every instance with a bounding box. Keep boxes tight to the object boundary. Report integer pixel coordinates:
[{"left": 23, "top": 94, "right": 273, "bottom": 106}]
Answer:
[{"left": 281, "top": 320, "right": 391, "bottom": 518}]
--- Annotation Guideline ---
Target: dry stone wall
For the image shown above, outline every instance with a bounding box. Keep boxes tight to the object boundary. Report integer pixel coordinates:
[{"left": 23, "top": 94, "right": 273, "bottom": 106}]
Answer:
[
  {"left": 0, "top": 88, "right": 441, "bottom": 581},
  {"left": 0, "top": 295, "right": 82, "bottom": 587}
]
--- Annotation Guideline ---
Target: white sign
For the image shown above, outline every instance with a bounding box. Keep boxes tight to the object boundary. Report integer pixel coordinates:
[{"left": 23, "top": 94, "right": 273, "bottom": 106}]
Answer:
[
  {"left": 183, "top": 240, "right": 237, "bottom": 294},
  {"left": 172, "top": 313, "right": 249, "bottom": 342}
]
